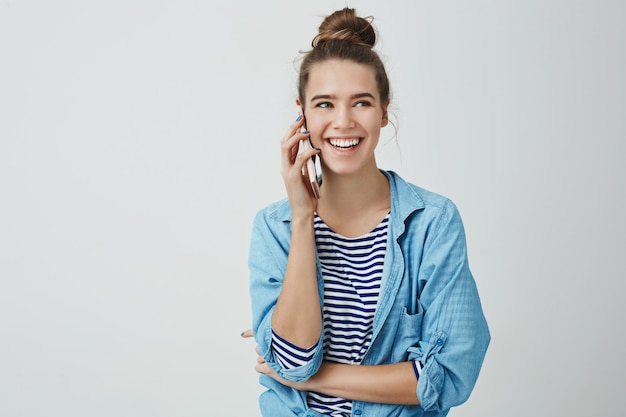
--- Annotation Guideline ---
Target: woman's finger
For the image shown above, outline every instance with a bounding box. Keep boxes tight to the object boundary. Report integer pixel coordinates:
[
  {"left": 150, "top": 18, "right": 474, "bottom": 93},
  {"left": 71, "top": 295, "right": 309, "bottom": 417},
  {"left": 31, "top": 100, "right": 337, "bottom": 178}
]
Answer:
[
  {"left": 255, "top": 362, "right": 274, "bottom": 376},
  {"left": 280, "top": 114, "right": 305, "bottom": 144},
  {"left": 280, "top": 130, "right": 313, "bottom": 174}
]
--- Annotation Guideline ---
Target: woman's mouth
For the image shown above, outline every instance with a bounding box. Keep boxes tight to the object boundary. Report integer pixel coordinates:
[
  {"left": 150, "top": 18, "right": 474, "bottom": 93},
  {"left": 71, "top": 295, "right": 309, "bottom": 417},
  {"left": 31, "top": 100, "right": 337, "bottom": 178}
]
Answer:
[{"left": 329, "top": 138, "right": 361, "bottom": 150}]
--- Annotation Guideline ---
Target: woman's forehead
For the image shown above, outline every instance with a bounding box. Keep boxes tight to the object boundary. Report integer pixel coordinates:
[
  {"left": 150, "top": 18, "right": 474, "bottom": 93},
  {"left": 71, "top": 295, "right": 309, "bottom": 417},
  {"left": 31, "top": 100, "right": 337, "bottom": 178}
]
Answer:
[{"left": 306, "top": 60, "right": 379, "bottom": 98}]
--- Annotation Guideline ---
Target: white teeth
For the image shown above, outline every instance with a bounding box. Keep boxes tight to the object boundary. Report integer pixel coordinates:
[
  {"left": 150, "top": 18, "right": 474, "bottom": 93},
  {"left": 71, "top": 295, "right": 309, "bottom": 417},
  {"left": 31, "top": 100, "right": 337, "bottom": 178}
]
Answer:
[{"left": 329, "top": 138, "right": 360, "bottom": 148}]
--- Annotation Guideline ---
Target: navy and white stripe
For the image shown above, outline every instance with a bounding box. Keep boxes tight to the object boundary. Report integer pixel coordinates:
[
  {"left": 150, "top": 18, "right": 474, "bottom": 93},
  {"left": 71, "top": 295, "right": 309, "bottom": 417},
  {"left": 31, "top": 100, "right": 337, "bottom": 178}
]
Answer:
[
  {"left": 272, "top": 328, "right": 318, "bottom": 369},
  {"left": 272, "top": 213, "right": 423, "bottom": 416},
  {"left": 308, "top": 214, "right": 389, "bottom": 415},
  {"left": 272, "top": 215, "right": 389, "bottom": 416},
  {"left": 314, "top": 213, "right": 387, "bottom": 367}
]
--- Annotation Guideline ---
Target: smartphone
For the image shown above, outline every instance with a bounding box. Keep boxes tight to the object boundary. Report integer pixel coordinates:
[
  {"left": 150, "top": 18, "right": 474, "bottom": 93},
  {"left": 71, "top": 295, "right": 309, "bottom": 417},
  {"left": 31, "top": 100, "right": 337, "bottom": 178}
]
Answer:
[{"left": 298, "top": 112, "right": 322, "bottom": 199}]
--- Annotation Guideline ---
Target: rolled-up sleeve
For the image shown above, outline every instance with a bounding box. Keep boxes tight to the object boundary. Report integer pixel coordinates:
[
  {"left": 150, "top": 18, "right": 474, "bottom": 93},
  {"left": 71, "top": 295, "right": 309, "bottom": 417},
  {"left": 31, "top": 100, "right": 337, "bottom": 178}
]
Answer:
[
  {"left": 406, "top": 200, "right": 490, "bottom": 412},
  {"left": 248, "top": 209, "right": 324, "bottom": 382}
]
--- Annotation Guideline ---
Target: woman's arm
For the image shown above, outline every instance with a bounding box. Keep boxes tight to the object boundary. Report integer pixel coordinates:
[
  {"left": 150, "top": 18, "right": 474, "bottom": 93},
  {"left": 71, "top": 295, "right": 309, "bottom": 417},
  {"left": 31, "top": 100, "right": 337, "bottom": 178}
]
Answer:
[
  {"left": 270, "top": 214, "right": 321, "bottom": 348},
  {"left": 270, "top": 116, "right": 323, "bottom": 348},
  {"left": 406, "top": 199, "right": 490, "bottom": 412},
  {"left": 306, "top": 362, "right": 420, "bottom": 405},
  {"left": 253, "top": 354, "right": 420, "bottom": 405}
]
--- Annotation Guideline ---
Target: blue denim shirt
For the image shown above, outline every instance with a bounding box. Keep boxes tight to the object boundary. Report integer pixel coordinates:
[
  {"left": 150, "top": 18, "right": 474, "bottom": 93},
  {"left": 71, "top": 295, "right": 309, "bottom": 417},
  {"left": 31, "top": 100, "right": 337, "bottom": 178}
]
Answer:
[{"left": 248, "top": 170, "right": 490, "bottom": 417}]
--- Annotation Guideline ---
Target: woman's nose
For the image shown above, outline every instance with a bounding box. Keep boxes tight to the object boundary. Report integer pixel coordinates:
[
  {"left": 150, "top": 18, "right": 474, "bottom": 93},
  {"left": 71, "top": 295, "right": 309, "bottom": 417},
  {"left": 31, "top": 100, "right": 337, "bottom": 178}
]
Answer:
[{"left": 332, "top": 106, "right": 356, "bottom": 129}]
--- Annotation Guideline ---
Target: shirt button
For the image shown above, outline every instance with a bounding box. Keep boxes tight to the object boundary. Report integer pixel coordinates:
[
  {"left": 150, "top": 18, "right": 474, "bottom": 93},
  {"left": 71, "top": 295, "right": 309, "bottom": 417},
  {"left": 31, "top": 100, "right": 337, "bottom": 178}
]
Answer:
[
  {"left": 354, "top": 410, "right": 362, "bottom": 415},
  {"left": 436, "top": 338, "right": 444, "bottom": 345}
]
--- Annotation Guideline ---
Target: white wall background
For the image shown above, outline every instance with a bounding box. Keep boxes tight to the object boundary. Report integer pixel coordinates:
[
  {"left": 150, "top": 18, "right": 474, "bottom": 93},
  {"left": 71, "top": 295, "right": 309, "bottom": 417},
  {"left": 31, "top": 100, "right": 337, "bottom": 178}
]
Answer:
[{"left": 1, "top": 1, "right": 624, "bottom": 416}]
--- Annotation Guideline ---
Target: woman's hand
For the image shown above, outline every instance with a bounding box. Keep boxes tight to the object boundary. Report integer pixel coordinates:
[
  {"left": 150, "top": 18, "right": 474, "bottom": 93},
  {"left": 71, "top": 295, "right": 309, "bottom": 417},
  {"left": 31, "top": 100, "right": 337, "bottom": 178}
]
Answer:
[
  {"left": 280, "top": 115, "right": 321, "bottom": 218},
  {"left": 241, "top": 329, "right": 271, "bottom": 376},
  {"left": 241, "top": 328, "right": 309, "bottom": 390}
]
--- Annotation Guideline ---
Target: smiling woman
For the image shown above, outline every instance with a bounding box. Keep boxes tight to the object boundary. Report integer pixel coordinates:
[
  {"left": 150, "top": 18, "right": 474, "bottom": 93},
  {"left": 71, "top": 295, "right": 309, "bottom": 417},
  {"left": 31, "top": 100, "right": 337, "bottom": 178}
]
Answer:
[
  {"left": 302, "top": 60, "right": 387, "bottom": 183},
  {"left": 244, "top": 7, "right": 490, "bottom": 417},
  {"left": 2, "top": 1, "right": 625, "bottom": 416}
]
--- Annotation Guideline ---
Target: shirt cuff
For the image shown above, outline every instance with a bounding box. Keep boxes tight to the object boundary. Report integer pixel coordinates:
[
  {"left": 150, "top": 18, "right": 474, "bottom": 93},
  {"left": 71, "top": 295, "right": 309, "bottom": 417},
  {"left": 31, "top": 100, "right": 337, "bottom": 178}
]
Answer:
[{"left": 271, "top": 328, "right": 318, "bottom": 370}]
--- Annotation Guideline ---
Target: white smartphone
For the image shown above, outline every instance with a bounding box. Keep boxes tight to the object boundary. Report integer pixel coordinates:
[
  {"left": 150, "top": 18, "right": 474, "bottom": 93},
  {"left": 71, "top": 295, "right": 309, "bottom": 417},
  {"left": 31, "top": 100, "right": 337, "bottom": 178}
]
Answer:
[{"left": 298, "top": 112, "right": 322, "bottom": 199}]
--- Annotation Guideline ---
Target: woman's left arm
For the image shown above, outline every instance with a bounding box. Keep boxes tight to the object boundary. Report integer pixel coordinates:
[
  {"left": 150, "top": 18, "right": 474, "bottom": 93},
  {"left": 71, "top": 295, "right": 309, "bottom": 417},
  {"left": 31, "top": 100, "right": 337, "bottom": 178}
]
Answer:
[
  {"left": 407, "top": 199, "right": 490, "bottom": 412},
  {"left": 255, "top": 357, "right": 420, "bottom": 405}
]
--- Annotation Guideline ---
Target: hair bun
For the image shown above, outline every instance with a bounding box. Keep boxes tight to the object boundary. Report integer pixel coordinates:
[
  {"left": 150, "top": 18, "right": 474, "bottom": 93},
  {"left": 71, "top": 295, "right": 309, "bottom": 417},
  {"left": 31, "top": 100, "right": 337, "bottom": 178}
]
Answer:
[{"left": 313, "top": 8, "right": 376, "bottom": 48}]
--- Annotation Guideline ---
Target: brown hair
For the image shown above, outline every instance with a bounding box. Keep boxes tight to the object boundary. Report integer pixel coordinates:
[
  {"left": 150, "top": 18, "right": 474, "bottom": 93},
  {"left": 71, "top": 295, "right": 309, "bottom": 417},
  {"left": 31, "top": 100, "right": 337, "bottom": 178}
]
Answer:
[{"left": 298, "top": 8, "right": 390, "bottom": 107}]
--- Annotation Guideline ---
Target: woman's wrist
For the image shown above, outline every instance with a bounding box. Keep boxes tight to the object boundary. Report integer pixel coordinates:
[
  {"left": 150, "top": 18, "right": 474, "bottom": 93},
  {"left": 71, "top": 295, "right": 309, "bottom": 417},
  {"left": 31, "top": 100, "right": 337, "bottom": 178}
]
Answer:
[
  {"left": 290, "top": 212, "right": 315, "bottom": 229},
  {"left": 302, "top": 361, "right": 332, "bottom": 392}
]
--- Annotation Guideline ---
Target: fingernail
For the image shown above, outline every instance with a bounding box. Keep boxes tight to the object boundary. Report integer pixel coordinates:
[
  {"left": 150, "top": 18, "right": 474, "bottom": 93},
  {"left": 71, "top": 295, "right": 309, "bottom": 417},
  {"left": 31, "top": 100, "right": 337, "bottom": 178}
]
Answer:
[
  {"left": 315, "top": 147, "right": 321, "bottom": 151},
  {"left": 296, "top": 114, "right": 302, "bottom": 122},
  {"left": 240, "top": 331, "right": 245, "bottom": 337},
  {"left": 302, "top": 130, "right": 309, "bottom": 135}
]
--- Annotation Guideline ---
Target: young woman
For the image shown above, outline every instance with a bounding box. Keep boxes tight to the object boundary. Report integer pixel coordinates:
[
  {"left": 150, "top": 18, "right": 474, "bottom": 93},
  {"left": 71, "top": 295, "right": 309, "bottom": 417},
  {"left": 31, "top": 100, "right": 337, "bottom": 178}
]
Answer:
[{"left": 244, "top": 7, "right": 490, "bottom": 417}]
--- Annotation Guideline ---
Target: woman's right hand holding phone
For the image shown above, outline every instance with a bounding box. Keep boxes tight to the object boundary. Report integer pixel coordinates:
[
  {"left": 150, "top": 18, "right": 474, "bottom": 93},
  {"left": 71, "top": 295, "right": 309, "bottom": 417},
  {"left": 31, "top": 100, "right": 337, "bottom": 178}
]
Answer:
[
  {"left": 280, "top": 114, "right": 321, "bottom": 219},
  {"left": 273, "top": 114, "right": 324, "bottom": 348}
]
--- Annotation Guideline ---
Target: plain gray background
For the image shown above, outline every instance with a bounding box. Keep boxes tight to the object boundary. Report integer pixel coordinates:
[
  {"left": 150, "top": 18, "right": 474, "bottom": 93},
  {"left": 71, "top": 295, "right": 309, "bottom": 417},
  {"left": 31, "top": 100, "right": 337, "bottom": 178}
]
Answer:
[{"left": 1, "top": 1, "right": 624, "bottom": 416}]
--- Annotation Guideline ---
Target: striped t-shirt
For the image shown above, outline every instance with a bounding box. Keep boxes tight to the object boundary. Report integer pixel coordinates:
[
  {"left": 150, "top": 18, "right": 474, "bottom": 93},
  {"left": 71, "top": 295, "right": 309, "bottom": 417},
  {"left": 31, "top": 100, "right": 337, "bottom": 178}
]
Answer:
[{"left": 273, "top": 213, "right": 408, "bottom": 416}]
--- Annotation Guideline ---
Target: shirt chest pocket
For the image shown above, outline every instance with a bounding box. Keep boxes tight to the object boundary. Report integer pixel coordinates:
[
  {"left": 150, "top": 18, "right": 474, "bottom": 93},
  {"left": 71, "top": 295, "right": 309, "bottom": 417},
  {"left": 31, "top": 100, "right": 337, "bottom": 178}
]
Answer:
[{"left": 392, "top": 302, "right": 424, "bottom": 361}]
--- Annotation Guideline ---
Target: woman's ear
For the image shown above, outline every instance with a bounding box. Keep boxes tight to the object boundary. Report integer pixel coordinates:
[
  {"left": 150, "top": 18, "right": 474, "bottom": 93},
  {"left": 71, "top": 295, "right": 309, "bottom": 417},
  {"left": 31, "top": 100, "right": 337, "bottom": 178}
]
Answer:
[
  {"left": 381, "top": 100, "right": 390, "bottom": 127},
  {"left": 295, "top": 98, "right": 303, "bottom": 116}
]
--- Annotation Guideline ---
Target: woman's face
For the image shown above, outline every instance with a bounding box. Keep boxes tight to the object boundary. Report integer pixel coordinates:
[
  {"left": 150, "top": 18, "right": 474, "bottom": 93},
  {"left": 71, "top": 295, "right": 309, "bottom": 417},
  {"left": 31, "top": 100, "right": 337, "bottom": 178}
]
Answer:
[{"left": 302, "top": 59, "right": 388, "bottom": 177}]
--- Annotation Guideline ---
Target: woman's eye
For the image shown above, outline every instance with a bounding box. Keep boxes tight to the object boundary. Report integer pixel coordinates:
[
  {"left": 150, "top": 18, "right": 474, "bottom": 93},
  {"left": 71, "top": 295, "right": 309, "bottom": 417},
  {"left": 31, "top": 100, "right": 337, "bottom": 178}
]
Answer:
[
  {"left": 355, "top": 101, "right": 372, "bottom": 107},
  {"left": 316, "top": 102, "right": 332, "bottom": 108}
]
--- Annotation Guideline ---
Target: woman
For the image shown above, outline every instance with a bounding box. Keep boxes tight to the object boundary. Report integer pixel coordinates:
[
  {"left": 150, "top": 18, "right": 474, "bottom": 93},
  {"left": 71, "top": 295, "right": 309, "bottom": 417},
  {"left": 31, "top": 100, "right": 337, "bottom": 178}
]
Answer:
[{"left": 244, "top": 7, "right": 490, "bottom": 417}]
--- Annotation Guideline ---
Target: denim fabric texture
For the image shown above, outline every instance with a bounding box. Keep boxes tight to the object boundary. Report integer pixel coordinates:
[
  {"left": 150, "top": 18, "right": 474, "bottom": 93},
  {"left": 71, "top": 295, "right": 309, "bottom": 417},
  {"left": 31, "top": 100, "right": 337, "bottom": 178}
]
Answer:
[{"left": 248, "top": 170, "right": 490, "bottom": 417}]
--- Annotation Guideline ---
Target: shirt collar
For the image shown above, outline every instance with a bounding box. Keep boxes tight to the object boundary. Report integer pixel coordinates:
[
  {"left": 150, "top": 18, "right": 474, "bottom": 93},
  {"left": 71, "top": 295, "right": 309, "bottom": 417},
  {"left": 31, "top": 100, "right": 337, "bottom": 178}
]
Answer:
[{"left": 269, "top": 170, "right": 425, "bottom": 225}]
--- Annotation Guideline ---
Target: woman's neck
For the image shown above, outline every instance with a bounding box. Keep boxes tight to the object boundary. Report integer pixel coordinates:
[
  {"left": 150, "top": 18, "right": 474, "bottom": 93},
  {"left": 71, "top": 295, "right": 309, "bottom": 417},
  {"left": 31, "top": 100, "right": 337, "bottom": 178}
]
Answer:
[{"left": 316, "top": 167, "right": 390, "bottom": 237}]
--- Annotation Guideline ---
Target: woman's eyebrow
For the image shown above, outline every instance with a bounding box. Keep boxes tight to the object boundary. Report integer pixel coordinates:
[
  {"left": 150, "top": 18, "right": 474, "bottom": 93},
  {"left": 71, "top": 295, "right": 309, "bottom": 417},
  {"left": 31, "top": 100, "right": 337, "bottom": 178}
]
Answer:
[
  {"left": 310, "top": 94, "right": 334, "bottom": 101},
  {"left": 352, "top": 93, "right": 376, "bottom": 100},
  {"left": 310, "top": 92, "right": 376, "bottom": 101}
]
